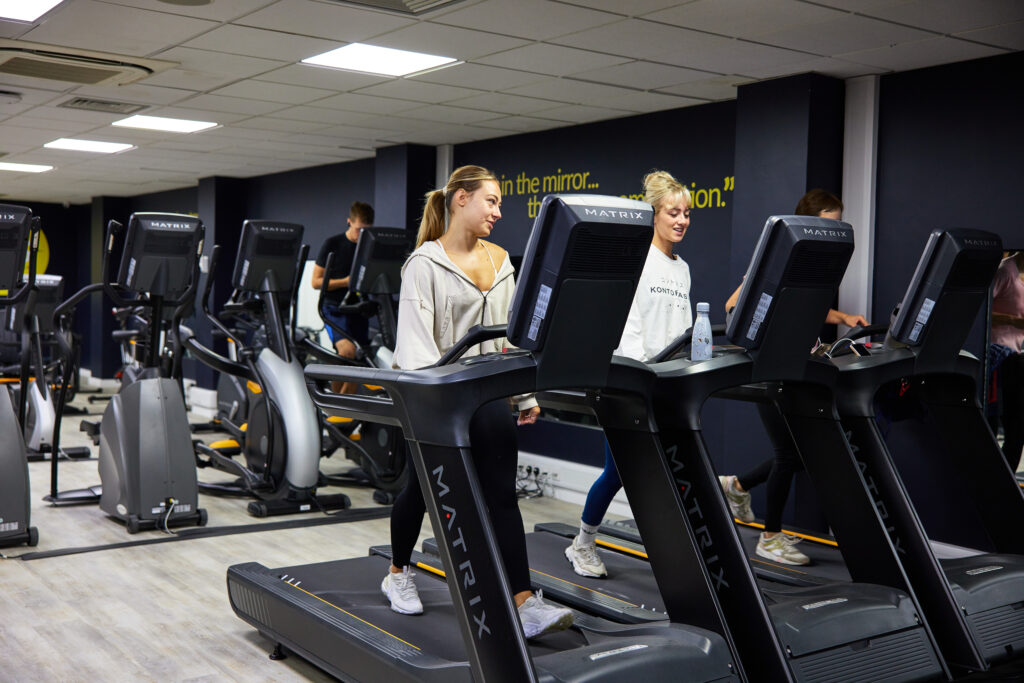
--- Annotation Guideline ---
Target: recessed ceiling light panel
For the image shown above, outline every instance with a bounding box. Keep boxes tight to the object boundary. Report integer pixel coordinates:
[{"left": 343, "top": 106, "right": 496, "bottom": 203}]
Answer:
[
  {"left": 0, "top": 161, "right": 53, "bottom": 173},
  {"left": 302, "top": 43, "right": 457, "bottom": 77},
  {"left": 112, "top": 114, "right": 217, "bottom": 133},
  {"left": 44, "top": 138, "right": 135, "bottom": 154},
  {"left": 0, "top": 0, "right": 65, "bottom": 22}
]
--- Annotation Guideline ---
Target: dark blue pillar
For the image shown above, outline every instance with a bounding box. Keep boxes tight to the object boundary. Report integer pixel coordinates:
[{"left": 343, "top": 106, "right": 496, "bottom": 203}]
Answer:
[{"left": 373, "top": 144, "right": 436, "bottom": 231}]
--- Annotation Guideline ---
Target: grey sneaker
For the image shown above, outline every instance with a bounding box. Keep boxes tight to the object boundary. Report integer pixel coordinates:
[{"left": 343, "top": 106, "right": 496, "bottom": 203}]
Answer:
[
  {"left": 756, "top": 533, "right": 810, "bottom": 565},
  {"left": 381, "top": 567, "right": 423, "bottom": 615},
  {"left": 564, "top": 536, "right": 608, "bottom": 578},
  {"left": 518, "top": 590, "right": 574, "bottom": 639},
  {"left": 719, "top": 475, "right": 755, "bottom": 522}
]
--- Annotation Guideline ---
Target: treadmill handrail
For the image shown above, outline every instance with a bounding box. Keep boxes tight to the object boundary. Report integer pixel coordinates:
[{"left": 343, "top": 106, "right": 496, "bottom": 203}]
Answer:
[
  {"left": 432, "top": 323, "right": 507, "bottom": 367},
  {"left": 650, "top": 323, "right": 727, "bottom": 363}
]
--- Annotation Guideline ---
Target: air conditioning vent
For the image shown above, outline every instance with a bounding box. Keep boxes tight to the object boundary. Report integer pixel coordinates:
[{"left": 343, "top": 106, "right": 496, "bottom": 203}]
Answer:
[
  {"left": 0, "top": 40, "right": 176, "bottom": 87},
  {"left": 58, "top": 97, "right": 147, "bottom": 115},
  {"left": 323, "top": 0, "right": 467, "bottom": 16}
]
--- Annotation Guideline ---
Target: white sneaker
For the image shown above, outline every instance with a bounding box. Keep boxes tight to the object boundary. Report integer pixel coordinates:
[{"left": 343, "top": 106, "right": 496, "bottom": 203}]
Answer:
[
  {"left": 381, "top": 567, "right": 423, "bottom": 615},
  {"left": 518, "top": 590, "right": 574, "bottom": 639},
  {"left": 756, "top": 533, "right": 810, "bottom": 566},
  {"left": 718, "top": 475, "right": 755, "bottom": 522},
  {"left": 564, "top": 536, "right": 608, "bottom": 578}
]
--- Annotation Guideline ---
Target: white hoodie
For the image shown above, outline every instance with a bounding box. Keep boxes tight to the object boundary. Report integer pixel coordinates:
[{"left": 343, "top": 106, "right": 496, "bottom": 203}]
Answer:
[{"left": 394, "top": 240, "right": 537, "bottom": 411}]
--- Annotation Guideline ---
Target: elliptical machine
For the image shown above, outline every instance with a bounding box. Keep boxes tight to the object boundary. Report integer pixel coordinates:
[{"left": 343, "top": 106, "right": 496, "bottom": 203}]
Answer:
[
  {"left": 47, "top": 213, "right": 208, "bottom": 533},
  {"left": 0, "top": 204, "right": 40, "bottom": 548},
  {"left": 185, "top": 220, "right": 350, "bottom": 517},
  {"left": 314, "top": 227, "right": 411, "bottom": 502}
]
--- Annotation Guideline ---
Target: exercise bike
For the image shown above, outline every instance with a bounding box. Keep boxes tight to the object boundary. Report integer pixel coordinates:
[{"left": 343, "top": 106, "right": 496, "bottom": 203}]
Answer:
[{"left": 47, "top": 213, "right": 208, "bottom": 533}]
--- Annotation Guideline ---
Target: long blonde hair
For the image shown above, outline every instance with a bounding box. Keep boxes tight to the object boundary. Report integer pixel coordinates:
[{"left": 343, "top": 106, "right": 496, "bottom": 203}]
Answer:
[
  {"left": 642, "top": 170, "right": 690, "bottom": 212},
  {"left": 416, "top": 165, "right": 499, "bottom": 248}
]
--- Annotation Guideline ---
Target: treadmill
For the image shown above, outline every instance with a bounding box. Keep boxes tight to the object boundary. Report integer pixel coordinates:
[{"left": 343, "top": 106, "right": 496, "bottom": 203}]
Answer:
[
  {"left": 526, "top": 215, "right": 948, "bottom": 682},
  {"left": 225, "top": 195, "right": 742, "bottom": 682},
  {"left": 821, "top": 229, "right": 1024, "bottom": 675}
]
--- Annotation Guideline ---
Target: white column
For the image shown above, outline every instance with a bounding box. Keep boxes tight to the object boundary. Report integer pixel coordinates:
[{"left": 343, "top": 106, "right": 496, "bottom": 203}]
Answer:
[
  {"left": 840, "top": 75, "right": 880, "bottom": 323},
  {"left": 436, "top": 144, "right": 453, "bottom": 189}
]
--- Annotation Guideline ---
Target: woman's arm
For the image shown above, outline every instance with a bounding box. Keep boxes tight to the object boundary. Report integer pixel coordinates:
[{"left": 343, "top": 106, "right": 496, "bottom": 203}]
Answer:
[
  {"left": 393, "top": 258, "right": 443, "bottom": 369},
  {"left": 725, "top": 282, "right": 742, "bottom": 313}
]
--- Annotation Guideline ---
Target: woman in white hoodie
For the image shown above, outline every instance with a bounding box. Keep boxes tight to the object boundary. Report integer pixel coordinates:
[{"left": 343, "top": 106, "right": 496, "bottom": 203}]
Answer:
[{"left": 381, "top": 164, "right": 573, "bottom": 640}]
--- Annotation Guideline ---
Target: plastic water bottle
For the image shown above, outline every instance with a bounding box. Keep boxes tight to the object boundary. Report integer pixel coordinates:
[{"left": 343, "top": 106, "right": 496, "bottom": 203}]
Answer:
[{"left": 691, "top": 302, "right": 712, "bottom": 361}]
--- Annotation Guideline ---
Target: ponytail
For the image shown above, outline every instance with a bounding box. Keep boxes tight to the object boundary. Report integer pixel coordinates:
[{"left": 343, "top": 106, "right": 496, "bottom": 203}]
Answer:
[
  {"left": 416, "top": 189, "right": 447, "bottom": 248},
  {"left": 415, "top": 165, "right": 498, "bottom": 249}
]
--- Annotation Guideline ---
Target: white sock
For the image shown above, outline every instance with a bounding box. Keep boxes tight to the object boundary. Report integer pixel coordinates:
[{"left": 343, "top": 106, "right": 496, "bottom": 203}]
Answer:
[{"left": 578, "top": 521, "right": 600, "bottom": 546}]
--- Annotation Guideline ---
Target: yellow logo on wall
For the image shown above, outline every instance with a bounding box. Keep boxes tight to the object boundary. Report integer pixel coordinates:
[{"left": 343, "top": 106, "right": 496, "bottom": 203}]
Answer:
[{"left": 23, "top": 229, "right": 50, "bottom": 275}]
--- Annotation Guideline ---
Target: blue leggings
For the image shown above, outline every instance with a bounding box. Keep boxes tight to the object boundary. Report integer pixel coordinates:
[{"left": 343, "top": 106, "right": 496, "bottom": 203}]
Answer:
[{"left": 581, "top": 441, "right": 622, "bottom": 527}]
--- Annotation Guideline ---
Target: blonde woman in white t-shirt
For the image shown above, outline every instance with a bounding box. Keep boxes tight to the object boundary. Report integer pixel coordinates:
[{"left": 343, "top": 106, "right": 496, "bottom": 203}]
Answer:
[{"left": 565, "top": 170, "right": 693, "bottom": 578}]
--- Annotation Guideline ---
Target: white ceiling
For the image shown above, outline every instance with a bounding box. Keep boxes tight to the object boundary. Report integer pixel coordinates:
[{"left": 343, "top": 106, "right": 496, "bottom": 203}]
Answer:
[{"left": 0, "top": 0, "right": 1020, "bottom": 204}]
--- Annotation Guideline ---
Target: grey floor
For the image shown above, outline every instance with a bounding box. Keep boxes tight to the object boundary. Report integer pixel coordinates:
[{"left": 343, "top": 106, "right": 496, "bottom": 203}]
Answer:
[{"left": 2, "top": 392, "right": 588, "bottom": 682}]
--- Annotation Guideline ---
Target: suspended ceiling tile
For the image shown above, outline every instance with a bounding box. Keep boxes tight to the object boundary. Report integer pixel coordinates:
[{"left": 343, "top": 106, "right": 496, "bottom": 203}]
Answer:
[
  {"left": 526, "top": 103, "right": 638, "bottom": 124},
  {"left": 306, "top": 92, "right": 423, "bottom": 114},
  {"left": 476, "top": 43, "right": 631, "bottom": 77},
  {"left": 753, "top": 14, "right": 935, "bottom": 56},
  {"left": 367, "top": 21, "right": 529, "bottom": 61},
  {"left": 398, "top": 103, "right": 504, "bottom": 125},
  {"left": 270, "top": 105, "right": 350, "bottom": 124},
  {"left": 838, "top": 35, "right": 1008, "bottom": 71},
  {"left": 95, "top": 0, "right": 277, "bottom": 22},
  {"left": 182, "top": 24, "right": 341, "bottom": 63},
  {"left": 210, "top": 80, "right": 335, "bottom": 104},
  {"left": 282, "top": 132, "right": 376, "bottom": 149},
  {"left": 176, "top": 93, "right": 288, "bottom": 116},
  {"left": 1, "top": 113, "right": 98, "bottom": 134},
  {"left": 255, "top": 64, "right": 390, "bottom": 91},
  {"left": 557, "top": 0, "right": 683, "bottom": 15},
  {"left": 0, "top": 19, "right": 35, "bottom": 39},
  {"left": 353, "top": 79, "right": 484, "bottom": 104},
  {"left": 231, "top": 117, "right": 331, "bottom": 133},
  {"left": 646, "top": 0, "right": 846, "bottom": 39},
  {"left": 0, "top": 124, "right": 58, "bottom": 146},
  {"left": 410, "top": 63, "right": 549, "bottom": 91},
  {"left": 552, "top": 18, "right": 704, "bottom": 60},
  {"left": 144, "top": 47, "right": 285, "bottom": 91},
  {"left": 474, "top": 115, "right": 570, "bottom": 133},
  {"left": 146, "top": 105, "right": 248, "bottom": 124},
  {"left": 655, "top": 75, "right": 752, "bottom": 101},
  {"left": 429, "top": 0, "right": 618, "bottom": 41},
  {"left": 237, "top": 0, "right": 415, "bottom": 42},
  {"left": 654, "top": 34, "right": 812, "bottom": 73},
  {"left": 449, "top": 92, "right": 564, "bottom": 115},
  {"left": 506, "top": 78, "right": 676, "bottom": 112},
  {"left": 956, "top": 21, "right": 1024, "bottom": 50},
  {"left": 22, "top": 1, "right": 219, "bottom": 56},
  {"left": 856, "top": 0, "right": 1024, "bottom": 34},
  {"left": 572, "top": 60, "right": 713, "bottom": 90}
]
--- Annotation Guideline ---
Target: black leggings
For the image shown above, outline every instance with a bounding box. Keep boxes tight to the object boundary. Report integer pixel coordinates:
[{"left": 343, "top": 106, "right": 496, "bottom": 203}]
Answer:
[
  {"left": 1000, "top": 353, "right": 1024, "bottom": 470},
  {"left": 389, "top": 398, "right": 532, "bottom": 595},
  {"left": 736, "top": 401, "right": 804, "bottom": 534}
]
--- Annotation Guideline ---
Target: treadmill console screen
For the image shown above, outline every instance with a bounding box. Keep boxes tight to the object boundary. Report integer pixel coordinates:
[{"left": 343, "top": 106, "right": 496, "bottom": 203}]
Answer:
[
  {"left": 231, "top": 220, "right": 303, "bottom": 293},
  {"left": 350, "top": 227, "right": 412, "bottom": 296},
  {"left": 508, "top": 194, "right": 651, "bottom": 352},
  {"left": 8, "top": 273, "right": 62, "bottom": 333},
  {"left": 117, "top": 212, "right": 204, "bottom": 301},
  {"left": 890, "top": 229, "right": 1003, "bottom": 351},
  {"left": 0, "top": 203, "right": 32, "bottom": 293},
  {"left": 726, "top": 215, "right": 854, "bottom": 350}
]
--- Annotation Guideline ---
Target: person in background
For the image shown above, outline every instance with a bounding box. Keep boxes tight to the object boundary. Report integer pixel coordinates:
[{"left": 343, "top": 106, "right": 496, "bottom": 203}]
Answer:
[
  {"left": 718, "top": 189, "right": 868, "bottom": 566},
  {"left": 990, "top": 251, "right": 1024, "bottom": 470},
  {"left": 565, "top": 170, "right": 693, "bottom": 579},
  {"left": 381, "top": 164, "right": 573, "bottom": 640},
  {"left": 312, "top": 201, "right": 374, "bottom": 393}
]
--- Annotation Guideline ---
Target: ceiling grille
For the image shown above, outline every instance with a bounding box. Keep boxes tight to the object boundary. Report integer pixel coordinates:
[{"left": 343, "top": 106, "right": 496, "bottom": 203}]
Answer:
[
  {"left": 323, "top": 0, "right": 467, "bottom": 16},
  {"left": 58, "top": 97, "right": 147, "bottom": 115}
]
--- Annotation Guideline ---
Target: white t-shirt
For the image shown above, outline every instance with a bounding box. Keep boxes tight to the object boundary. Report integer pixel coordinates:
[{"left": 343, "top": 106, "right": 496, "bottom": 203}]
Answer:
[{"left": 614, "top": 244, "right": 693, "bottom": 362}]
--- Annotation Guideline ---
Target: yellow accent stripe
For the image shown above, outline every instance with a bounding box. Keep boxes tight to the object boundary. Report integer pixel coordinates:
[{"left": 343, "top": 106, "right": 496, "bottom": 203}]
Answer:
[
  {"left": 595, "top": 538, "right": 648, "bottom": 560},
  {"left": 414, "top": 561, "right": 446, "bottom": 578},
  {"left": 734, "top": 519, "right": 838, "bottom": 547},
  {"left": 327, "top": 416, "right": 354, "bottom": 423},
  {"left": 364, "top": 384, "right": 383, "bottom": 391},
  {"left": 529, "top": 568, "right": 639, "bottom": 607},
  {"left": 247, "top": 380, "right": 262, "bottom": 394},
  {"left": 283, "top": 581, "right": 421, "bottom": 650},
  {"left": 209, "top": 439, "right": 239, "bottom": 449}
]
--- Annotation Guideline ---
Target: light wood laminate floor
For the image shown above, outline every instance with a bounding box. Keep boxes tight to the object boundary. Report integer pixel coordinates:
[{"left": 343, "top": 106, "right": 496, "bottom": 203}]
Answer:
[{"left": 1, "top": 393, "right": 591, "bottom": 682}]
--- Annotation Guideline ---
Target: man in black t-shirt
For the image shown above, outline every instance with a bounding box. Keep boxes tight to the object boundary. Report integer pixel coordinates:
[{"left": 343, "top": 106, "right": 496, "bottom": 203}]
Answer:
[{"left": 313, "top": 201, "right": 374, "bottom": 392}]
